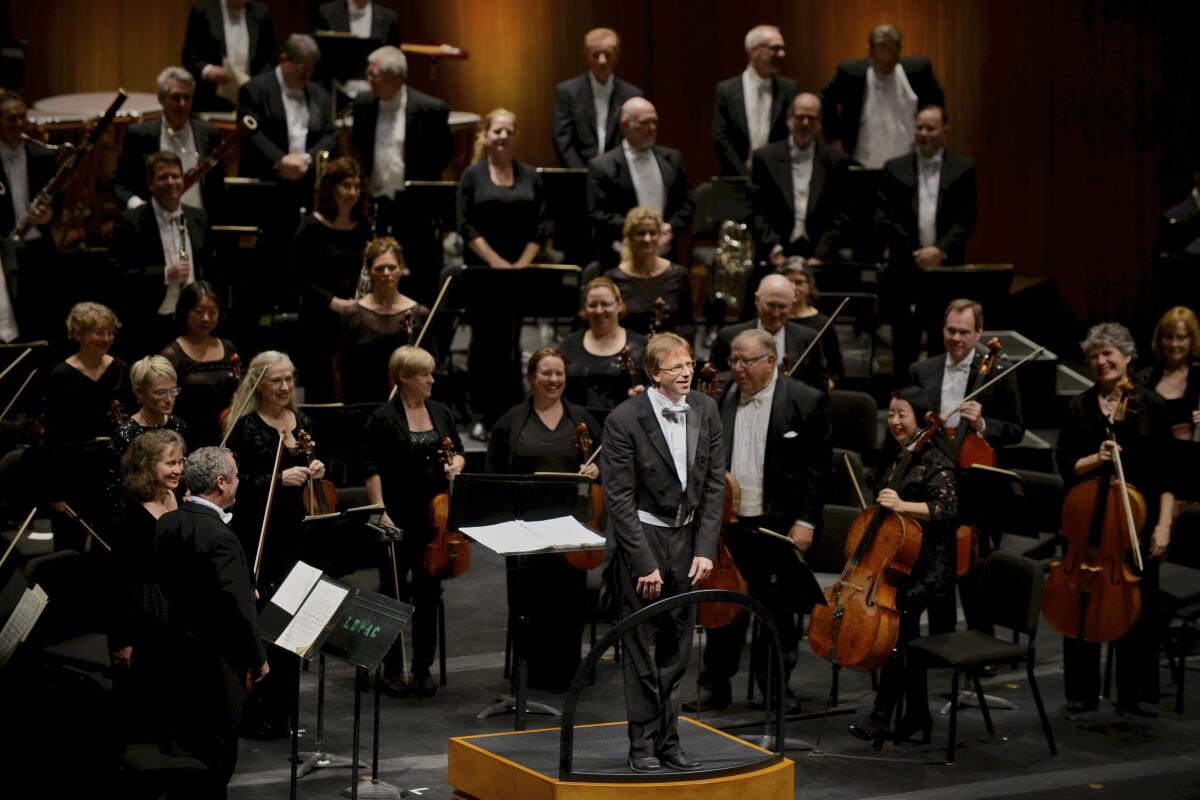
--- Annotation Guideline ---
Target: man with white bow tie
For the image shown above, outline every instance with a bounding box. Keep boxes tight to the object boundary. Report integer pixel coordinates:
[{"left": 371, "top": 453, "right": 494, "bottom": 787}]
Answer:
[
  {"left": 601, "top": 332, "right": 723, "bottom": 773},
  {"left": 711, "top": 24, "right": 796, "bottom": 177},
  {"left": 685, "top": 328, "right": 831, "bottom": 713}
]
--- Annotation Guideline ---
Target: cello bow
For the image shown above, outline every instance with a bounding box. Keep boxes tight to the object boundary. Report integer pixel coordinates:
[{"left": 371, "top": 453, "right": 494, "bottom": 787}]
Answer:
[
  {"left": 252, "top": 431, "right": 287, "bottom": 586},
  {"left": 785, "top": 296, "right": 849, "bottom": 379}
]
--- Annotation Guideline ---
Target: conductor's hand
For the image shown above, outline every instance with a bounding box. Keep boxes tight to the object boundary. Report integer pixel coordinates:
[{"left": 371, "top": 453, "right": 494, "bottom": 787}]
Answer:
[
  {"left": 689, "top": 556, "right": 713, "bottom": 587},
  {"left": 307, "top": 459, "right": 326, "bottom": 480},
  {"left": 637, "top": 568, "right": 663, "bottom": 600},
  {"left": 959, "top": 400, "right": 984, "bottom": 431},
  {"left": 280, "top": 466, "right": 311, "bottom": 487},
  {"left": 877, "top": 488, "right": 901, "bottom": 511},
  {"left": 254, "top": 660, "right": 270, "bottom": 682}
]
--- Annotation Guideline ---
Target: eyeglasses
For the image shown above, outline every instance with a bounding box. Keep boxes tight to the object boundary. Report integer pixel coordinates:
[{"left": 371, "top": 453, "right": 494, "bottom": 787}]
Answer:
[
  {"left": 586, "top": 301, "right": 617, "bottom": 311},
  {"left": 729, "top": 354, "right": 770, "bottom": 368},
  {"left": 658, "top": 360, "right": 696, "bottom": 375},
  {"left": 150, "top": 387, "right": 182, "bottom": 399}
]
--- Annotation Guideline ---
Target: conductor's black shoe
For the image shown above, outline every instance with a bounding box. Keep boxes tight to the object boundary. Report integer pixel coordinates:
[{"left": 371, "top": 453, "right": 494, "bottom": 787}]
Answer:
[
  {"left": 658, "top": 749, "right": 702, "bottom": 771},
  {"left": 1115, "top": 701, "right": 1158, "bottom": 718},
  {"left": 409, "top": 672, "right": 437, "bottom": 698},
  {"left": 628, "top": 755, "right": 661, "bottom": 773},
  {"left": 682, "top": 683, "right": 731, "bottom": 712},
  {"left": 379, "top": 675, "right": 409, "bottom": 698}
]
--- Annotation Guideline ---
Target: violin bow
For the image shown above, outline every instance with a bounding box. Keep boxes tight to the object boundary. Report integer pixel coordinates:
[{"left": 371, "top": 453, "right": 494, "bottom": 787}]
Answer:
[
  {"left": 388, "top": 273, "right": 458, "bottom": 403},
  {"left": 579, "top": 444, "right": 603, "bottom": 472},
  {"left": 785, "top": 296, "right": 849, "bottom": 378},
  {"left": 1107, "top": 441, "right": 1145, "bottom": 572},
  {"left": 252, "top": 431, "right": 286, "bottom": 585},
  {"left": 0, "top": 506, "right": 36, "bottom": 572},
  {"left": 843, "top": 452, "right": 867, "bottom": 511},
  {"left": 0, "top": 347, "right": 32, "bottom": 384},
  {"left": 62, "top": 503, "right": 112, "bottom": 553},
  {"left": 946, "top": 346, "right": 1045, "bottom": 419},
  {"left": 219, "top": 364, "right": 268, "bottom": 448},
  {"left": 0, "top": 368, "right": 36, "bottom": 423}
]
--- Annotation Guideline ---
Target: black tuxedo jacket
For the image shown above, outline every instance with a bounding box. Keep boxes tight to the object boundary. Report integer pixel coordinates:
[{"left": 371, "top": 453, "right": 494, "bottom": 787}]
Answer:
[
  {"left": 155, "top": 501, "right": 267, "bottom": 674},
  {"left": 909, "top": 350, "right": 1025, "bottom": 449},
  {"left": 719, "top": 376, "right": 831, "bottom": 529},
  {"left": 552, "top": 73, "right": 644, "bottom": 168},
  {"left": 113, "top": 119, "right": 225, "bottom": 214},
  {"left": 601, "top": 389, "right": 725, "bottom": 578},
  {"left": 707, "top": 319, "right": 826, "bottom": 393},
  {"left": 0, "top": 139, "right": 58, "bottom": 237},
  {"left": 182, "top": 0, "right": 276, "bottom": 111},
  {"left": 586, "top": 144, "right": 695, "bottom": 248},
  {"left": 111, "top": 203, "right": 212, "bottom": 308},
  {"left": 877, "top": 149, "right": 977, "bottom": 266},
  {"left": 819, "top": 56, "right": 944, "bottom": 159},
  {"left": 237, "top": 70, "right": 337, "bottom": 181},
  {"left": 712, "top": 72, "right": 796, "bottom": 177},
  {"left": 315, "top": 0, "right": 401, "bottom": 45},
  {"left": 750, "top": 139, "right": 851, "bottom": 259},
  {"left": 350, "top": 88, "right": 454, "bottom": 185}
]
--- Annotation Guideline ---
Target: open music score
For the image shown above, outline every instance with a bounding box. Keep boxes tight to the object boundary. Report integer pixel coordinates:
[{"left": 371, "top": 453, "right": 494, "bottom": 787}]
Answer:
[{"left": 459, "top": 516, "right": 603, "bottom": 556}]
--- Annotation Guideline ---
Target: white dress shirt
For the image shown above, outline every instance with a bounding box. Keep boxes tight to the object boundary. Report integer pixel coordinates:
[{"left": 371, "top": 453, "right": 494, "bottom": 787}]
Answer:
[
  {"left": 588, "top": 73, "right": 612, "bottom": 153},
  {"left": 940, "top": 352, "right": 972, "bottom": 428},
  {"left": 347, "top": 0, "right": 373, "bottom": 38},
  {"left": 188, "top": 495, "right": 233, "bottom": 525},
  {"left": 369, "top": 86, "right": 407, "bottom": 199},
  {"left": 152, "top": 198, "right": 195, "bottom": 316},
  {"left": 219, "top": 0, "right": 250, "bottom": 74},
  {"left": 789, "top": 138, "right": 815, "bottom": 243},
  {"left": 640, "top": 388, "right": 693, "bottom": 528},
  {"left": 756, "top": 320, "right": 788, "bottom": 364},
  {"left": 0, "top": 141, "right": 39, "bottom": 241},
  {"left": 917, "top": 148, "right": 943, "bottom": 248},
  {"left": 276, "top": 67, "right": 310, "bottom": 155},
  {"left": 0, "top": 249, "right": 19, "bottom": 342},
  {"left": 622, "top": 140, "right": 666, "bottom": 215},
  {"left": 742, "top": 67, "right": 772, "bottom": 166},
  {"left": 161, "top": 123, "right": 204, "bottom": 210},
  {"left": 731, "top": 374, "right": 776, "bottom": 517},
  {"left": 854, "top": 63, "right": 917, "bottom": 168}
]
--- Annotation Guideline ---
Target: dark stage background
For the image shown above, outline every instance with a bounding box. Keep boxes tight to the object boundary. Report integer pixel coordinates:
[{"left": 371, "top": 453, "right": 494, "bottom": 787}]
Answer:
[{"left": 11, "top": 0, "right": 1199, "bottom": 336}]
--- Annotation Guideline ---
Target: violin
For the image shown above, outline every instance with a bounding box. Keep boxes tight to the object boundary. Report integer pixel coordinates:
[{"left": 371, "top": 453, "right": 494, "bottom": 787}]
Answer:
[
  {"left": 1042, "top": 379, "right": 1145, "bottom": 644},
  {"left": 696, "top": 471, "right": 748, "bottom": 629},
  {"left": 402, "top": 308, "right": 416, "bottom": 343},
  {"left": 952, "top": 337, "right": 1001, "bottom": 576},
  {"left": 424, "top": 436, "right": 471, "bottom": 578},
  {"left": 228, "top": 352, "right": 244, "bottom": 380},
  {"left": 295, "top": 429, "right": 337, "bottom": 516},
  {"left": 107, "top": 399, "right": 128, "bottom": 425},
  {"left": 618, "top": 345, "right": 639, "bottom": 391},
  {"left": 808, "top": 412, "right": 942, "bottom": 671},
  {"left": 649, "top": 296, "right": 667, "bottom": 335},
  {"left": 565, "top": 423, "right": 605, "bottom": 570},
  {"left": 696, "top": 362, "right": 727, "bottom": 400}
]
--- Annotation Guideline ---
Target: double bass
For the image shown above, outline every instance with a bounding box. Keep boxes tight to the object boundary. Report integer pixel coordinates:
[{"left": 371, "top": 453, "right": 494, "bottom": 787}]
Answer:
[
  {"left": 1042, "top": 379, "right": 1145, "bottom": 643},
  {"left": 808, "top": 413, "right": 943, "bottom": 671},
  {"left": 565, "top": 423, "right": 605, "bottom": 570},
  {"left": 696, "top": 472, "right": 749, "bottom": 629},
  {"left": 424, "top": 436, "right": 471, "bottom": 578}
]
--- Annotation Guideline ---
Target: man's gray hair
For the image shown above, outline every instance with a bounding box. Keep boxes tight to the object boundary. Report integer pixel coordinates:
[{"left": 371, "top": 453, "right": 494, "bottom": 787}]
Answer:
[
  {"left": 186, "top": 446, "right": 235, "bottom": 495},
  {"left": 731, "top": 328, "right": 777, "bottom": 358},
  {"left": 369, "top": 45, "right": 408, "bottom": 81},
  {"left": 744, "top": 24, "right": 781, "bottom": 54},
  {"left": 1080, "top": 322, "right": 1137, "bottom": 361},
  {"left": 868, "top": 24, "right": 902, "bottom": 48},
  {"left": 156, "top": 66, "right": 195, "bottom": 96},
  {"left": 283, "top": 33, "right": 321, "bottom": 63}
]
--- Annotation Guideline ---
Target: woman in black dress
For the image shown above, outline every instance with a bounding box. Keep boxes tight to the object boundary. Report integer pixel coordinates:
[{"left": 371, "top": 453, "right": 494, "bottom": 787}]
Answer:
[
  {"left": 457, "top": 108, "right": 550, "bottom": 438},
  {"left": 292, "top": 157, "right": 373, "bottom": 402},
  {"left": 780, "top": 257, "right": 843, "bottom": 388},
  {"left": 112, "top": 355, "right": 191, "bottom": 456},
  {"left": 486, "top": 347, "right": 601, "bottom": 693},
  {"left": 161, "top": 281, "right": 241, "bottom": 446},
  {"left": 1136, "top": 305, "right": 1200, "bottom": 440},
  {"left": 362, "top": 346, "right": 464, "bottom": 697},
  {"left": 338, "top": 237, "right": 430, "bottom": 403},
  {"left": 848, "top": 386, "right": 958, "bottom": 747},
  {"left": 558, "top": 276, "right": 647, "bottom": 422},
  {"left": 1056, "top": 322, "right": 1175, "bottom": 716},
  {"left": 604, "top": 207, "right": 694, "bottom": 343},
  {"left": 109, "top": 428, "right": 184, "bottom": 744}
]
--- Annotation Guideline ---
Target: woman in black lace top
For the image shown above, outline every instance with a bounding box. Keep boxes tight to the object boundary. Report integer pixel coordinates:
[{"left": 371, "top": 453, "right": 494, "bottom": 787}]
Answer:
[
  {"left": 848, "top": 386, "right": 958, "bottom": 748},
  {"left": 161, "top": 281, "right": 240, "bottom": 446},
  {"left": 112, "top": 356, "right": 191, "bottom": 457},
  {"left": 338, "top": 238, "right": 430, "bottom": 403}
]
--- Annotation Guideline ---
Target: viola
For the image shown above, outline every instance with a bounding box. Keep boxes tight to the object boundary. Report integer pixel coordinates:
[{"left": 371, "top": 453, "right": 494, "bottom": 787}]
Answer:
[
  {"left": 952, "top": 337, "right": 1001, "bottom": 576},
  {"left": 618, "top": 345, "right": 639, "bottom": 391},
  {"left": 295, "top": 429, "right": 337, "bottom": 516},
  {"left": 1042, "top": 379, "right": 1145, "bottom": 643},
  {"left": 424, "top": 436, "right": 471, "bottom": 578},
  {"left": 565, "top": 422, "right": 605, "bottom": 570},
  {"left": 649, "top": 296, "right": 667, "bottom": 335},
  {"left": 402, "top": 308, "right": 416, "bottom": 342},
  {"left": 228, "top": 351, "right": 244, "bottom": 380},
  {"left": 696, "top": 362, "right": 727, "bottom": 400},
  {"left": 696, "top": 472, "right": 749, "bottom": 629},
  {"left": 808, "top": 412, "right": 942, "bottom": 671},
  {"left": 107, "top": 399, "right": 128, "bottom": 425}
]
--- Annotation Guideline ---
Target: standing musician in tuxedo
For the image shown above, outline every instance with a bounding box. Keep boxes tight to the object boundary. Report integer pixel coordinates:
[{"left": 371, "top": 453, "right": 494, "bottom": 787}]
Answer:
[
  {"left": 601, "top": 332, "right": 723, "bottom": 773},
  {"left": 553, "top": 27, "right": 643, "bottom": 169},
  {"left": 315, "top": 0, "right": 401, "bottom": 45},
  {"left": 182, "top": 0, "right": 277, "bottom": 112},
  {"left": 352, "top": 45, "right": 453, "bottom": 302},
  {"left": 909, "top": 299, "right": 1024, "bottom": 634},
  {"left": 707, "top": 273, "right": 826, "bottom": 393},
  {"left": 154, "top": 446, "right": 268, "bottom": 797},
  {"left": 687, "top": 329, "right": 831, "bottom": 712},
  {"left": 114, "top": 67, "right": 225, "bottom": 217},
  {"left": 712, "top": 24, "right": 796, "bottom": 177},
  {"left": 587, "top": 97, "right": 695, "bottom": 267}
]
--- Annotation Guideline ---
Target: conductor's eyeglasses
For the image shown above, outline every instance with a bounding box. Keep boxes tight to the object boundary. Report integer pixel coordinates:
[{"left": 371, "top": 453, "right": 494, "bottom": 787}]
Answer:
[{"left": 659, "top": 360, "right": 696, "bottom": 375}]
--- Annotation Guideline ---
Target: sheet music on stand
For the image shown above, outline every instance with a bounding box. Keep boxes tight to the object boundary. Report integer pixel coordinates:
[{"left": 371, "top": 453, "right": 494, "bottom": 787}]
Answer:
[
  {"left": 0, "top": 571, "right": 47, "bottom": 667},
  {"left": 460, "top": 516, "right": 604, "bottom": 556}
]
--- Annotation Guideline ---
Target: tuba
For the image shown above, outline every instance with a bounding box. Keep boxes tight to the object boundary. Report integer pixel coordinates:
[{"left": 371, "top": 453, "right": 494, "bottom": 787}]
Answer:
[
  {"left": 712, "top": 220, "right": 755, "bottom": 319},
  {"left": 312, "top": 148, "right": 331, "bottom": 209}
]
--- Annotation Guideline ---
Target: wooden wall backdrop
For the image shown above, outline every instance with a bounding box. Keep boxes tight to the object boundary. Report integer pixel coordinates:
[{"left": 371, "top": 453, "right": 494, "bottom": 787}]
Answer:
[{"left": 8, "top": 0, "right": 1198, "bottom": 331}]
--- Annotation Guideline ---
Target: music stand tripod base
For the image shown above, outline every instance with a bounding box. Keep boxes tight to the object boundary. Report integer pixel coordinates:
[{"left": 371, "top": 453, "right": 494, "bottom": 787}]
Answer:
[
  {"left": 476, "top": 695, "right": 562, "bottom": 720},
  {"left": 340, "top": 778, "right": 406, "bottom": 799}
]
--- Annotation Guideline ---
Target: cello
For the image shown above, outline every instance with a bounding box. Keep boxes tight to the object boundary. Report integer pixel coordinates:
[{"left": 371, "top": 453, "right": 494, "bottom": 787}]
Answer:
[
  {"left": 1042, "top": 379, "right": 1145, "bottom": 643},
  {"left": 951, "top": 337, "right": 1001, "bottom": 575},
  {"left": 696, "top": 472, "right": 749, "bottom": 629},
  {"left": 565, "top": 423, "right": 605, "bottom": 570},
  {"left": 808, "top": 412, "right": 943, "bottom": 671},
  {"left": 424, "top": 436, "right": 471, "bottom": 578}
]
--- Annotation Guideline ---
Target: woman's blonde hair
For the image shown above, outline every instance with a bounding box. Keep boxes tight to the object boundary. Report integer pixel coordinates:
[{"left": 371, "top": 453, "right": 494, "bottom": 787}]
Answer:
[
  {"left": 130, "top": 355, "right": 177, "bottom": 393},
  {"left": 65, "top": 302, "right": 119, "bottom": 341},
  {"left": 620, "top": 206, "right": 663, "bottom": 262},
  {"left": 1151, "top": 306, "right": 1200, "bottom": 360},
  {"left": 223, "top": 351, "right": 296, "bottom": 435},
  {"left": 578, "top": 276, "right": 627, "bottom": 320},
  {"left": 388, "top": 345, "right": 436, "bottom": 383},
  {"left": 471, "top": 108, "right": 517, "bottom": 163}
]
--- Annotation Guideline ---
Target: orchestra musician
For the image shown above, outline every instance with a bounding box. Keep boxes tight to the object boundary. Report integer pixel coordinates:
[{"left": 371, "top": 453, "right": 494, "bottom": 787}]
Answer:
[
  {"left": 847, "top": 386, "right": 958, "bottom": 748},
  {"left": 1135, "top": 306, "right": 1200, "bottom": 438},
  {"left": 780, "top": 258, "right": 844, "bottom": 388},
  {"left": 183, "top": 0, "right": 277, "bottom": 112},
  {"left": 362, "top": 345, "right": 464, "bottom": 697},
  {"left": 315, "top": 0, "right": 401, "bottom": 46},
  {"left": 161, "top": 281, "right": 241, "bottom": 447},
  {"left": 112, "top": 355, "right": 192, "bottom": 458},
  {"left": 603, "top": 206, "right": 694, "bottom": 342},
  {"left": 1055, "top": 323, "right": 1174, "bottom": 717},
  {"left": 292, "top": 156, "right": 372, "bottom": 402},
  {"left": 689, "top": 329, "right": 831, "bottom": 712},
  {"left": 485, "top": 347, "right": 601, "bottom": 694},
  {"left": 558, "top": 276, "right": 647, "bottom": 422},
  {"left": 601, "top": 332, "right": 723, "bottom": 773},
  {"left": 552, "top": 27, "right": 644, "bottom": 168},
  {"left": 338, "top": 237, "right": 429, "bottom": 403},
  {"left": 711, "top": 25, "right": 795, "bottom": 177}
]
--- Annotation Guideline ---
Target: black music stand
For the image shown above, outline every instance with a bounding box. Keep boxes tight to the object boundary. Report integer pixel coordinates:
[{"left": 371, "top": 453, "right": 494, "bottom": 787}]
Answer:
[
  {"left": 313, "top": 32, "right": 382, "bottom": 97},
  {"left": 444, "top": 264, "right": 583, "bottom": 318},
  {"left": 448, "top": 473, "right": 598, "bottom": 731},
  {"left": 537, "top": 168, "right": 589, "bottom": 265},
  {"left": 844, "top": 167, "right": 883, "bottom": 260}
]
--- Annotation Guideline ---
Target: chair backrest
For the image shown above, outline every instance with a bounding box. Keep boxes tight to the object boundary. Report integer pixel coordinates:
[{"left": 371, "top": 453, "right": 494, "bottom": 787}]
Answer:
[
  {"left": 1010, "top": 468, "right": 1064, "bottom": 535},
  {"left": 829, "top": 390, "right": 879, "bottom": 456},
  {"left": 810, "top": 504, "right": 860, "bottom": 574},
  {"left": 980, "top": 551, "right": 1043, "bottom": 636},
  {"left": 22, "top": 549, "right": 105, "bottom": 645}
]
